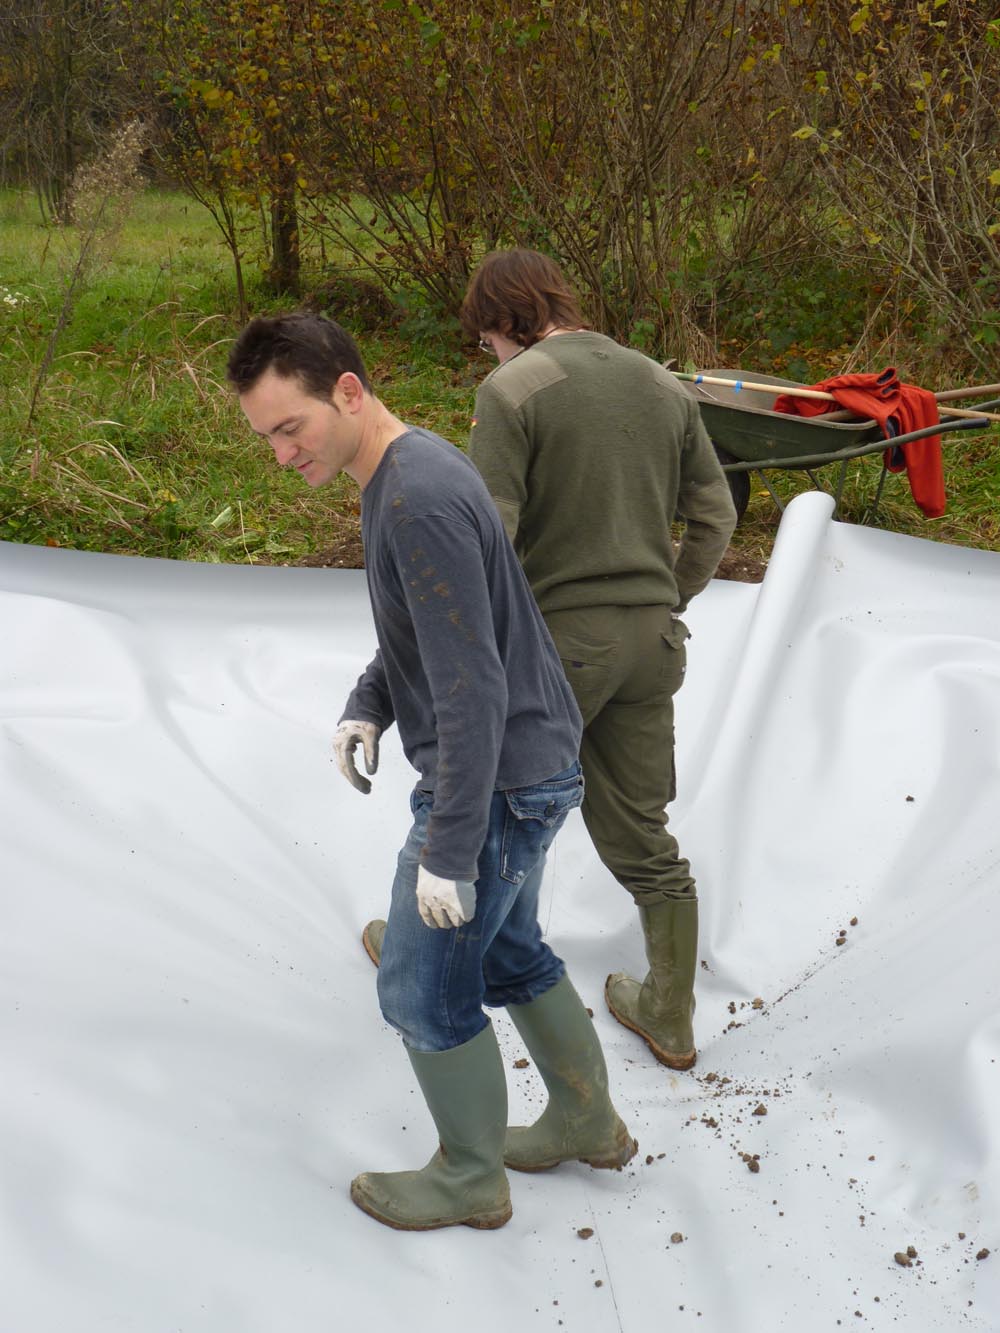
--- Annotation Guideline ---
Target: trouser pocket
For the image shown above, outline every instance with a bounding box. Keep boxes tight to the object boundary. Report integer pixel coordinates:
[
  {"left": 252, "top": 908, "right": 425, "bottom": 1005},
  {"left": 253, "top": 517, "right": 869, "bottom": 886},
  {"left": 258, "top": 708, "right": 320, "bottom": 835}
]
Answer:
[
  {"left": 500, "top": 767, "right": 584, "bottom": 884},
  {"left": 546, "top": 610, "right": 620, "bottom": 725}
]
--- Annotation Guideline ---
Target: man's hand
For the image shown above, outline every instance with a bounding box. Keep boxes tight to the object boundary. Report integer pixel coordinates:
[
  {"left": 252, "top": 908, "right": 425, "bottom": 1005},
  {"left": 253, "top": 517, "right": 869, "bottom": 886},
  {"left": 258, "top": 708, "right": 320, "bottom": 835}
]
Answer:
[
  {"left": 416, "top": 865, "right": 477, "bottom": 929},
  {"left": 333, "top": 720, "right": 381, "bottom": 794}
]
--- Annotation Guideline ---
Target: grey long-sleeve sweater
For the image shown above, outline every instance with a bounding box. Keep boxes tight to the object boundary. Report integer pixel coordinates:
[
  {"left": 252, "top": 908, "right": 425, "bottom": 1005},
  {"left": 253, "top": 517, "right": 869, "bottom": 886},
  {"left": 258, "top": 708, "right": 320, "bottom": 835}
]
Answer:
[{"left": 341, "top": 427, "right": 581, "bottom": 881}]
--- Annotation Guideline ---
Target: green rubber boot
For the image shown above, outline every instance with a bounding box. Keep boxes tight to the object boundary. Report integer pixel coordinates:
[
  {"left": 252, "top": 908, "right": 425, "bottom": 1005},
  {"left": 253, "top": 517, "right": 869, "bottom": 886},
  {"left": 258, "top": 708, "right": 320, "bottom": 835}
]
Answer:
[
  {"left": 605, "top": 897, "right": 698, "bottom": 1070},
  {"left": 505, "top": 974, "right": 637, "bottom": 1172},
  {"left": 361, "top": 918, "right": 385, "bottom": 967},
  {"left": 350, "top": 1022, "right": 512, "bottom": 1231}
]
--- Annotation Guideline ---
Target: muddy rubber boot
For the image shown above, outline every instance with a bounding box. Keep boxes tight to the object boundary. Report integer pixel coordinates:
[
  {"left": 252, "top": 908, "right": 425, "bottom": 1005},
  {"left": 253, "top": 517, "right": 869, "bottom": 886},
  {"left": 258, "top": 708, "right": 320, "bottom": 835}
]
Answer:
[
  {"left": 605, "top": 897, "right": 698, "bottom": 1070},
  {"left": 350, "top": 1022, "right": 512, "bottom": 1231},
  {"left": 361, "top": 918, "right": 386, "bottom": 967},
  {"left": 505, "top": 974, "right": 637, "bottom": 1172}
]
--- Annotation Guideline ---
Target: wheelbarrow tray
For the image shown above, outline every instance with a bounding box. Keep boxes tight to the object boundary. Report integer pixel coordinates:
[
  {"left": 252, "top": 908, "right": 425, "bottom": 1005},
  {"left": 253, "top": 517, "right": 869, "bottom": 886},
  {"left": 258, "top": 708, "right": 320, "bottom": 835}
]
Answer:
[{"left": 684, "top": 369, "right": 879, "bottom": 464}]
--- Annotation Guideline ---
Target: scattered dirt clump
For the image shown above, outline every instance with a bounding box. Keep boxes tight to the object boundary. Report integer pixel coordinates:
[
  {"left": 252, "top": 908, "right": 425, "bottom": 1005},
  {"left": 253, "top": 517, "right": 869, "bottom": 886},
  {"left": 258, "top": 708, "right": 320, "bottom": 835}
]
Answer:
[
  {"left": 714, "top": 548, "right": 768, "bottom": 583},
  {"left": 293, "top": 518, "right": 366, "bottom": 570}
]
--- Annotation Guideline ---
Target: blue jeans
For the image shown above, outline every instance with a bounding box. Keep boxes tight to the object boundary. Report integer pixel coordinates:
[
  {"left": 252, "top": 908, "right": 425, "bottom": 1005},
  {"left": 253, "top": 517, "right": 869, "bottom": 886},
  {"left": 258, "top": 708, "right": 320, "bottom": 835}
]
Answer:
[{"left": 376, "top": 763, "right": 584, "bottom": 1052}]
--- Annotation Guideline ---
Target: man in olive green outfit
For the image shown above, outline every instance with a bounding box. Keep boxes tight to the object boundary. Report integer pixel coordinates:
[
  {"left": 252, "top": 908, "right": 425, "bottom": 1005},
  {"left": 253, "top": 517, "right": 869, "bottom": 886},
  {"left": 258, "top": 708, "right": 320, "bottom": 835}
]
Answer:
[{"left": 459, "top": 249, "right": 737, "bottom": 1070}]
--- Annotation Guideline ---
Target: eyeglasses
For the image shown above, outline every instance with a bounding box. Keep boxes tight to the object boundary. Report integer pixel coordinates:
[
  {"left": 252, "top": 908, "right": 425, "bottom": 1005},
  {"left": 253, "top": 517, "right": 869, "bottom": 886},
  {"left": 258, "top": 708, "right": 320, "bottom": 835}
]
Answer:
[{"left": 478, "top": 337, "right": 497, "bottom": 356}]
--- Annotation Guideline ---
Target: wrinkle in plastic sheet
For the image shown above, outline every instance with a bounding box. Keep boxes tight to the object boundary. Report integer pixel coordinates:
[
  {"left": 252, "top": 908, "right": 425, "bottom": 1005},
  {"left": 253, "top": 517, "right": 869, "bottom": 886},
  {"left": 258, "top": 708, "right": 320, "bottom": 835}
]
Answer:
[{"left": 1, "top": 492, "right": 997, "bottom": 1332}]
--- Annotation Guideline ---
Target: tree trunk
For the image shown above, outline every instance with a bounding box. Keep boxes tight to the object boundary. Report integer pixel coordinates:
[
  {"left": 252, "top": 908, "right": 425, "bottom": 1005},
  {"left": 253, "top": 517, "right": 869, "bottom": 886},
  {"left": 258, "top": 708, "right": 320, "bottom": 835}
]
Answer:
[{"left": 267, "top": 155, "right": 300, "bottom": 296}]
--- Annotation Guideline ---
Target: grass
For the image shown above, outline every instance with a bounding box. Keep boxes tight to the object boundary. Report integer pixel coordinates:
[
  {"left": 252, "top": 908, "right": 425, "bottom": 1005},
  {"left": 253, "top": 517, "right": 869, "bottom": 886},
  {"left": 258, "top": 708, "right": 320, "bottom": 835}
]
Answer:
[
  {"left": 0, "top": 188, "right": 476, "bottom": 562},
  {"left": 1, "top": 186, "right": 998, "bottom": 568}
]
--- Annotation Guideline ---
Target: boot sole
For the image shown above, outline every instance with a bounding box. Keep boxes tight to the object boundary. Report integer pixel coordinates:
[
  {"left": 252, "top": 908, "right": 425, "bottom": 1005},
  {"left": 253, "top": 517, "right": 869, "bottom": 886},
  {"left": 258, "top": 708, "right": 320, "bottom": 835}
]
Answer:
[
  {"left": 504, "top": 1125, "right": 637, "bottom": 1178},
  {"left": 506, "top": 1136, "right": 638, "bottom": 1174},
  {"left": 361, "top": 924, "right": 382, "bottom": 968},
  {"left": 605, "top": 975, "right": 697, "bottom": 1071},
  {"left": 350, "top": 1183, "right": 512, "bottom": 1231}
]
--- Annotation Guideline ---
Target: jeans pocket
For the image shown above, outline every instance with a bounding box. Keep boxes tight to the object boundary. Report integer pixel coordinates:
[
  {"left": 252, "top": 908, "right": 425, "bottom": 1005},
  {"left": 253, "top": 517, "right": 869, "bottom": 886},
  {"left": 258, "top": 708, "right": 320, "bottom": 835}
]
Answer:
[
  {"left": 499, "top": 769, "right": 584, "bottom": 884},
  {"left": 409, "top": 786, "right": 433, "bottom": 816}
]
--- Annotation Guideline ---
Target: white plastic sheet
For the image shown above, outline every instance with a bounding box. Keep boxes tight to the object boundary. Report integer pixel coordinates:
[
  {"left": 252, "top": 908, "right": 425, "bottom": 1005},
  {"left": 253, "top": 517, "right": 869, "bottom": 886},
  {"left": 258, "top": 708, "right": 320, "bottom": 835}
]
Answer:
[{"left": 2, "top": 492, "right": 997, "bottom": 1332}]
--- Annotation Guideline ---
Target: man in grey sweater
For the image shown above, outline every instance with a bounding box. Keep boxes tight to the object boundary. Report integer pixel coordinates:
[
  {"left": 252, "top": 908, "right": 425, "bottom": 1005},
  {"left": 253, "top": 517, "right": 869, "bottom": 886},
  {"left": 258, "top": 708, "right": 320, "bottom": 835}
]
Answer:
[{"left": 227, "top": 313, "right": 635, "bottom": 1233}]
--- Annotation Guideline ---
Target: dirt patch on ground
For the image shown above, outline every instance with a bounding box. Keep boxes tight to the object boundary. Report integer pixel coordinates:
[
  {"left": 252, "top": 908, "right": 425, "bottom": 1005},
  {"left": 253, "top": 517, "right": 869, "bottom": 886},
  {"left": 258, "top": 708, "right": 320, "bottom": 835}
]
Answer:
[
  {"left": 294, "top": 515, "right": 366, "bottom": 569},
  {"left": 713, "top": 547, "right": 768, "bottom": 583}
]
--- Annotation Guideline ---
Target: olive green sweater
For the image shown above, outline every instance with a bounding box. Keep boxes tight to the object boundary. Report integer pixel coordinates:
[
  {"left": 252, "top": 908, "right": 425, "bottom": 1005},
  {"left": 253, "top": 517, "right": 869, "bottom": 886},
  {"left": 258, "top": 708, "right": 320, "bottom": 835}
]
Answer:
[{"left": 468, "top": 332, "right": 737, "bottom": 615}]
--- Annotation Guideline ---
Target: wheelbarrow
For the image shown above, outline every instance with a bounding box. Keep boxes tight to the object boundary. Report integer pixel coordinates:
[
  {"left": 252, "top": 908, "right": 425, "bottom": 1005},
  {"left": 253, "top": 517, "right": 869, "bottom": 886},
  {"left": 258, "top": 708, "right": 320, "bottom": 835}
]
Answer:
[{"left": 680, "top": 369, "right": 1000, "bottom": 522}]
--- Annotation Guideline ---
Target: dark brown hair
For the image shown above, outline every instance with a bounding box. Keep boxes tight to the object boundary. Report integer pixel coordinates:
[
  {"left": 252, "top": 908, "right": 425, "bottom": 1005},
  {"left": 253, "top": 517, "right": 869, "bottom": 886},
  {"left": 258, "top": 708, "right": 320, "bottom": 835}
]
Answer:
[
  {"left": 226, "top": 312, "right": 371, "bottom": 398},
  {"left": 460, "top": 249, "right": 585, "bottom": 348}
]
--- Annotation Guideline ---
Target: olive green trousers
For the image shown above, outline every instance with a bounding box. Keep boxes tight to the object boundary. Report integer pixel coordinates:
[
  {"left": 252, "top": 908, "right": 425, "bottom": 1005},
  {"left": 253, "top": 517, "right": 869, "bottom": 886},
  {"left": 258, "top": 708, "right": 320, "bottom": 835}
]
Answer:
[{"left": 543, "top": 603, "right": 695, "bottom": 907}]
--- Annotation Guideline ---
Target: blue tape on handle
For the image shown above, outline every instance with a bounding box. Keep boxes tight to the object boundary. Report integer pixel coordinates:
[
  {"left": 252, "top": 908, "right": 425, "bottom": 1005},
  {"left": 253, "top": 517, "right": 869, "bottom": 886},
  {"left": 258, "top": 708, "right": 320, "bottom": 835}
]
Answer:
[
  {"left": 734, "top": 380, "right": 743, "bottom": 392},
  {"left": 695, "top": 375, "right": 703, "bottom": 384}
]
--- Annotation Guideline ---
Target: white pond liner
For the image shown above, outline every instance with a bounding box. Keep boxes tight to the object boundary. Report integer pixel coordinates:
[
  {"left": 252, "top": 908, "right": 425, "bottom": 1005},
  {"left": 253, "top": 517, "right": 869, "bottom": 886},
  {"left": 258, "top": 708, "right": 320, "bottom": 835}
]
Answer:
[{"left": 2, "top": 491, "right": 997, "bottom": 1332}]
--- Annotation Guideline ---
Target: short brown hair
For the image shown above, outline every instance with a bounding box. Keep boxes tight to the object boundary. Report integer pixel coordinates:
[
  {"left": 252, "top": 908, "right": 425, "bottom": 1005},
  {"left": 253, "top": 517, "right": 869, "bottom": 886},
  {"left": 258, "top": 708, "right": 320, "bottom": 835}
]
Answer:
[
  {"left": 460, "top": 249, "right": 585, "bottom": 348},
  {"left": 226, "top": 312, "right": 371, "bottom": 398}
]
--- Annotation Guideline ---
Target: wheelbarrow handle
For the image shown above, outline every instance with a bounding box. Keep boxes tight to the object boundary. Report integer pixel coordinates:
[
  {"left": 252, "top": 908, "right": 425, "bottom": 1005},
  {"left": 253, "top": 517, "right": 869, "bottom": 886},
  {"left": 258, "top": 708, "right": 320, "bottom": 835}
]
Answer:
[{"left": 717, "top": 414, "right": 989, "bottom": 473}]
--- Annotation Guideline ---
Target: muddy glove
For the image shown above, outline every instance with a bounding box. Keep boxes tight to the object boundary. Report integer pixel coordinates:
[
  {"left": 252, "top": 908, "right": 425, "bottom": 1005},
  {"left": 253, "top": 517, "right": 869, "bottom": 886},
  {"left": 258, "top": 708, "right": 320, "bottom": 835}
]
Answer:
[
  {"left": 416, "top": 865, "right": 477, "bottom": 929},
  {"left": 333, "top": 720, "right": 380, "bottom": 794}
]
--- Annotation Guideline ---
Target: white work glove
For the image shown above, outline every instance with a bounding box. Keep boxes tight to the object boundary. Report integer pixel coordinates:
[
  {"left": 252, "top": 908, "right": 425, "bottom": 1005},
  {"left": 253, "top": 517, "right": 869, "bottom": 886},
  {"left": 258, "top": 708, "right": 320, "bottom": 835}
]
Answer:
[
  {"left": 333, "top": 719, "right": 380, "bottom": 794},
  {"left": 416, "top": 864, "right": 477, "bottom": 929}
]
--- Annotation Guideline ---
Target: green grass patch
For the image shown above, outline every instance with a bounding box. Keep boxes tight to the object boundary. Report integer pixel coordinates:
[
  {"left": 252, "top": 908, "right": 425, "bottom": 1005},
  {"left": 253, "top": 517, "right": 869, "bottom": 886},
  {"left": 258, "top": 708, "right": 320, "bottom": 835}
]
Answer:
[
  {"left": 0, "top": 187, "right": 479, "bottom": 562},
  {"left": 1, "top": 186, "right": 997, "bottom": 568}
]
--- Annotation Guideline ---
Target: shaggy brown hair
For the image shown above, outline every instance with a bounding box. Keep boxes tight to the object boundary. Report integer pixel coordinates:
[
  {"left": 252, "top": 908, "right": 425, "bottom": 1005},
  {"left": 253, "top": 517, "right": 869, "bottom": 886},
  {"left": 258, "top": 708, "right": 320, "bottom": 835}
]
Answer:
[{"left": 460, "top": 249, "right": 585, "bottom": 348}]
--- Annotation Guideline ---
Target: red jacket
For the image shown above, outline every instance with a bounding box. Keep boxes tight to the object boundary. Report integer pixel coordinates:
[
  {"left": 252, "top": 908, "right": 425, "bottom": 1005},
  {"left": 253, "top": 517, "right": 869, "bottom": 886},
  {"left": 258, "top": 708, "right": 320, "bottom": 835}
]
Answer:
[{"left": 773, "top": 369, "right": 945, "bottom": 518}]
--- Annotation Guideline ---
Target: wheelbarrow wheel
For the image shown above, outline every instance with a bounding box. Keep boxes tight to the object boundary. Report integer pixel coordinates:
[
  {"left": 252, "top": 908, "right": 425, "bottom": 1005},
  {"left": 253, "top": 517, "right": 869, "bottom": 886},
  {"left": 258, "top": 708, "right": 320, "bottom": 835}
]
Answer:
[{"left": 712, "top": 443, "right": 750, "bottom": 523}]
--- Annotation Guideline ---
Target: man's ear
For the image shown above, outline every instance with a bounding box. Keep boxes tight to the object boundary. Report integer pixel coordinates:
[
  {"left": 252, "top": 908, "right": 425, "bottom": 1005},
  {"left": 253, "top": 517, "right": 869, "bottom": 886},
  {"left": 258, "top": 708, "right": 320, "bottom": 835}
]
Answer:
[{"left": 334, "top": 371, "right": 366, "bottom": 413}]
